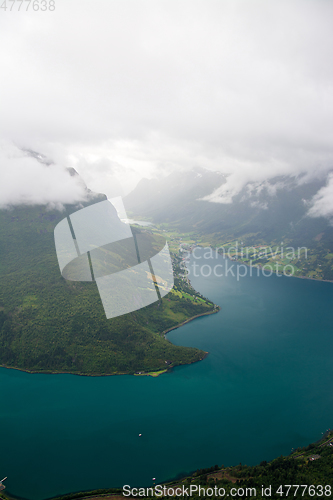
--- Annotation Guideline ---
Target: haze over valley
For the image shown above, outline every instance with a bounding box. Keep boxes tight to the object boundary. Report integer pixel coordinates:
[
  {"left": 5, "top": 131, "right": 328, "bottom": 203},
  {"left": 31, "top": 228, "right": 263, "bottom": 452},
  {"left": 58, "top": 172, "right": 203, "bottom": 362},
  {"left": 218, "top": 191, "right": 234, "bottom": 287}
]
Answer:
[{"left": 1, "top": 1, "right": 333, "bottom": 499}]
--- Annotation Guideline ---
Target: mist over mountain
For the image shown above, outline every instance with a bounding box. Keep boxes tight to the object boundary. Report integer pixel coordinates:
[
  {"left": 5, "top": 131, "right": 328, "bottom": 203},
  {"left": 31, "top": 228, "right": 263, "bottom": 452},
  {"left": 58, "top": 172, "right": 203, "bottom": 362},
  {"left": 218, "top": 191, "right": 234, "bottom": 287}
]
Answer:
[
  {"left": 0, "top": 142, "right": 90, "bottom": 209},
  {"left": 0, "top": 156, "right": 209, "bottom": 375},
  {"left": 124, "top": 167, "right": 333, "bottom": 252},
  {"left": 1, "top": 1, "right": 333, "bottom": 201}
]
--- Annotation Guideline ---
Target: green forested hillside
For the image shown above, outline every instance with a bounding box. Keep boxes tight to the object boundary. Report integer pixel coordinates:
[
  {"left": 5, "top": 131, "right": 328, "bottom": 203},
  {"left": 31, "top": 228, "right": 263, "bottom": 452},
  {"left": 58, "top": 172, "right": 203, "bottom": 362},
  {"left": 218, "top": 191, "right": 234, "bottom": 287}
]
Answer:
[
  {"left": 0, "top": 202, "right": 215, "bottom": 375},
  {"left": 175, "top": 432, "right": 333, "bottom": 500}
]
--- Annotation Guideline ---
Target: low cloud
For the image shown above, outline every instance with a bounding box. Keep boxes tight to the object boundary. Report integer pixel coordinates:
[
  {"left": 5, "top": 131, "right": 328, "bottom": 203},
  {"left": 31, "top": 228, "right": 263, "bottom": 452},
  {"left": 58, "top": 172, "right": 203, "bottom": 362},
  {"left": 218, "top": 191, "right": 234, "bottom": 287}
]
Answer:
[
  {"left": 307, "top": 174, "right": 333, "bottom": 221},
  {"left": 0, "top": 142, "right": 88, "bottom": 209},
  {"left": 0, "top": 1, "right": 332, "bottom": 211}
]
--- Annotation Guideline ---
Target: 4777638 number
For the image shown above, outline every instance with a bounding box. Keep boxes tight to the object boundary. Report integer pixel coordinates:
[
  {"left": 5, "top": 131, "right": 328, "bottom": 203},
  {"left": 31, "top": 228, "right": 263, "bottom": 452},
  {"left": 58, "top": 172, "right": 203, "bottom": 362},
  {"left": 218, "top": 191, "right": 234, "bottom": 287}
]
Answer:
[
  {"left": 0, "top": 0, "right": 55, "bottom": 11},
  {"left": 275, "top": 484, "right": 331, "bottom": 497}
]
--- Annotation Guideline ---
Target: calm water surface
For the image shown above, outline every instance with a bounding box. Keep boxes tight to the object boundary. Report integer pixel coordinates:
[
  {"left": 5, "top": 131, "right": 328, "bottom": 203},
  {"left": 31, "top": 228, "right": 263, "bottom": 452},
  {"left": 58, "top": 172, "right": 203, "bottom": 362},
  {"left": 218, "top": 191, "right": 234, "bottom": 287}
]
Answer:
[{"left": 1, "top": 249, "right": 333, "bottom": 499}]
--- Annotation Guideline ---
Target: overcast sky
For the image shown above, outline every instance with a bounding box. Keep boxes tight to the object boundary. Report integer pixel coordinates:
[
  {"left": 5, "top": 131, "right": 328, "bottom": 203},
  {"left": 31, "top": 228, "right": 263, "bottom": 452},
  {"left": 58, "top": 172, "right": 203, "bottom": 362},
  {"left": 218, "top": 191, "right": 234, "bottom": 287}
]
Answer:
[{"left": 0, "top": 0, "right": 332, "bottom": 215}]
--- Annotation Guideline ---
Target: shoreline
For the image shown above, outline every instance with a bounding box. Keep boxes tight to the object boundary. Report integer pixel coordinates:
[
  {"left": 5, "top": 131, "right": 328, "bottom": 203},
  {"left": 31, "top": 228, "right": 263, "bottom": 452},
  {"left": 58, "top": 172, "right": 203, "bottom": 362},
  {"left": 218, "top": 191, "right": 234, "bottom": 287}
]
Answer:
[
  {"left": 189, "top": 243, "right": 333, "bottom": 284},
  {"left": 0, "top": 306, "right": 220, "bottom": 379},
  {"left": 130, "top": 301, "right": 220, "bottom": 377},
  {"left": 233, "top": 258, "right": 333, "bottom": 284},
  {"left": 9, "top": 429, "right": 331, "bottom": 500},
  {"left": 162, "top": 306, "right": 220, "bottom": 337}
]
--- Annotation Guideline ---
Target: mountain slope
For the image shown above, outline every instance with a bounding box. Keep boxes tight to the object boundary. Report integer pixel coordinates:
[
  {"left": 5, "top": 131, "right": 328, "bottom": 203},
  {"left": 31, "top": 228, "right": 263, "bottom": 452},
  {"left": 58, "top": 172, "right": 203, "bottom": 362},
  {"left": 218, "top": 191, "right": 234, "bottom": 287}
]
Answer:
[
  {"left": 0, "top": 183, "right": 214, "bottom": 375},
  {"left": 124, "top": 168, "right": 333, "bottom": 280}
]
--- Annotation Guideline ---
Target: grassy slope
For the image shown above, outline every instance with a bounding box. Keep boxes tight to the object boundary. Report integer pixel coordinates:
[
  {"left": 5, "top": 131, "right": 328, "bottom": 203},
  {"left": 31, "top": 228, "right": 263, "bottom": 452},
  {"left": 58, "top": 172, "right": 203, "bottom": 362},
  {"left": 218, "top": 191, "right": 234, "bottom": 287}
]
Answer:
[
  {"left": 149, "top": 222, "right": 333, "bottom": 282},
  {"left": 0, "top": 204, "right": 216, "bottom": 375}
]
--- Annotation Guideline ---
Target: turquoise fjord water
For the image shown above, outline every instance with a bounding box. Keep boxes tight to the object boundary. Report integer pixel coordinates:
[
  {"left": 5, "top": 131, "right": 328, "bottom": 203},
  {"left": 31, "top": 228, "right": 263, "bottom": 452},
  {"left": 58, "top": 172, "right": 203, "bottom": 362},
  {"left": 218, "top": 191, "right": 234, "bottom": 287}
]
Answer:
[{"left": 1, "top": 248, "right": 333, "bottom": 500}]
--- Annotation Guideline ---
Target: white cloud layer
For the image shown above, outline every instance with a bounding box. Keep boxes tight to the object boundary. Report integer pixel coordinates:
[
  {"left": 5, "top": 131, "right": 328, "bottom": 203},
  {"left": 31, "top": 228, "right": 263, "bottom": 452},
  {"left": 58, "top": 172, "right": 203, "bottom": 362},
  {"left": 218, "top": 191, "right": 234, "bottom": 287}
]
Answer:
[
  {"left": 307, "top": 174, "right": 333, "bottom": 221},
  {"left": 0, "top": 0, "right": 332, "bottom": 212},
  {"left": 0, "top": 142, "right": 88, "bottom": 208}
]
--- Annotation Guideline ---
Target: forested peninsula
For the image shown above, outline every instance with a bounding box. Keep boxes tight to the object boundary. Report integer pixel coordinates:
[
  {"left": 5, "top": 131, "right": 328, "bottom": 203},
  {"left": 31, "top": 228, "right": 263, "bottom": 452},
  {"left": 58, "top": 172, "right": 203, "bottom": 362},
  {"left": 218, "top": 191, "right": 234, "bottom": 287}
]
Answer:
[{"left": 0, "top": 201, "right": 217, "bottom": 376}]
